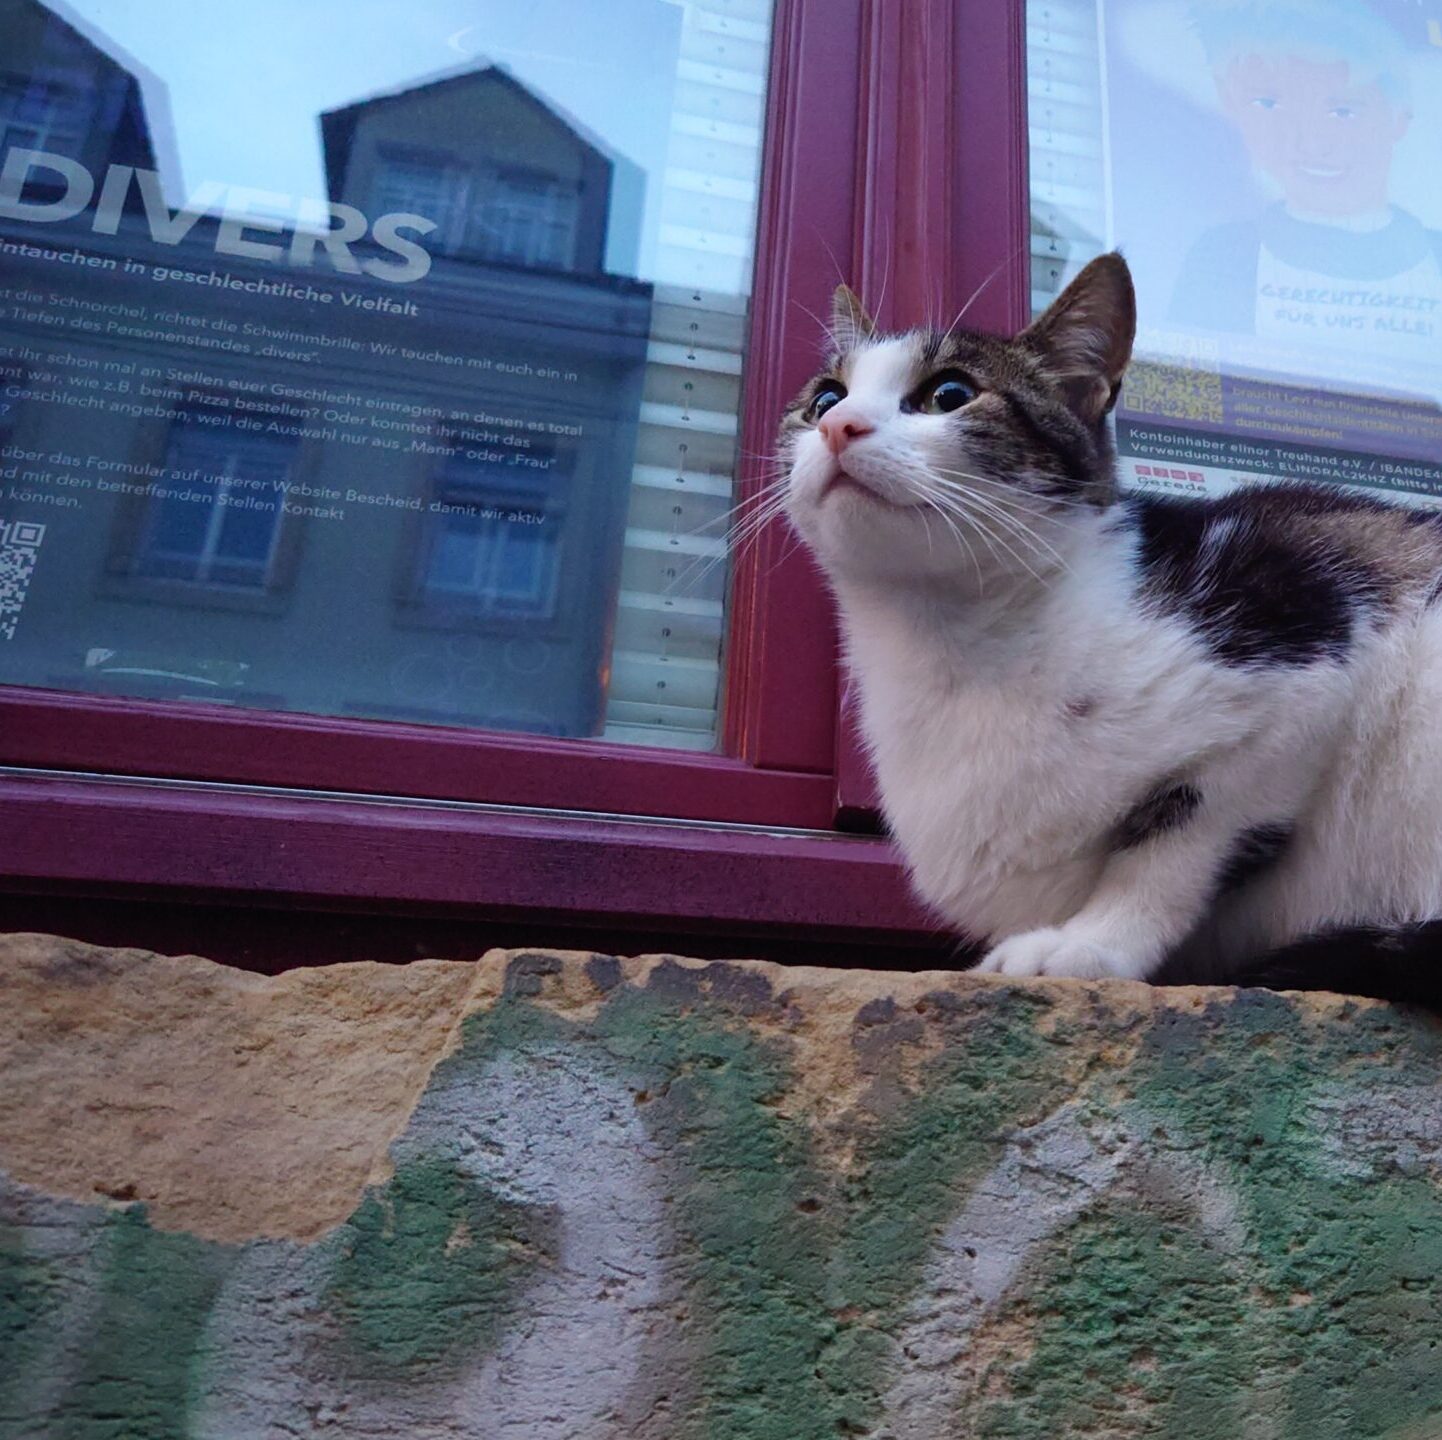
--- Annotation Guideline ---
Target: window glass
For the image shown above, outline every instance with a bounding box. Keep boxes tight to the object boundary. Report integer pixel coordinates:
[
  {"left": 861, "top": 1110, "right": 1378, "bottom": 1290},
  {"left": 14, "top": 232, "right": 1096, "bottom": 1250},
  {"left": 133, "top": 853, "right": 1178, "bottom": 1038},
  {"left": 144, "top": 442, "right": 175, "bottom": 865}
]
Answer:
[
  {"left": 0, "top": 0, "right": 773, "bottom": 748},
  {"left": 1029, "top": 0, "right": 1442, "bottom": 507}
]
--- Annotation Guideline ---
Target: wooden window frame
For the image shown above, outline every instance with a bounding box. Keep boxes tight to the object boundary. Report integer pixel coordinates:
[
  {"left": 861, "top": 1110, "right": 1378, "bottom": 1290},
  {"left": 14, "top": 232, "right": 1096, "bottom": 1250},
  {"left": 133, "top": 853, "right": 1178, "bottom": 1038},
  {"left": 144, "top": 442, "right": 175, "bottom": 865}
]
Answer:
[{"left": 0, "top": 0, "right": 1030, "bottom": 943}]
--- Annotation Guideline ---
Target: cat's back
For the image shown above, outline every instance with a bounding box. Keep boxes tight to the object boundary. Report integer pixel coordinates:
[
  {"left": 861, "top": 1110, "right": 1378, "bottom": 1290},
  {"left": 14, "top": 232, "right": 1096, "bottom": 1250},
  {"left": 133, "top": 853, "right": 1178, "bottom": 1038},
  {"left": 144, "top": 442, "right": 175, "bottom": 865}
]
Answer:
[{"left": 1116, "top": 482, "right": 1442, "bottom": 668}]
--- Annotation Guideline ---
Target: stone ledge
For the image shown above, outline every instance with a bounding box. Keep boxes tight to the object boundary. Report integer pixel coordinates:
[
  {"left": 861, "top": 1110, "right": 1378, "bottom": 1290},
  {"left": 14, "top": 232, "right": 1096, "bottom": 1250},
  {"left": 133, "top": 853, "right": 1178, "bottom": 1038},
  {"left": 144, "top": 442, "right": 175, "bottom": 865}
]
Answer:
[{"left": 2, "top": 932, "right": 1440, "bottom": 1439}]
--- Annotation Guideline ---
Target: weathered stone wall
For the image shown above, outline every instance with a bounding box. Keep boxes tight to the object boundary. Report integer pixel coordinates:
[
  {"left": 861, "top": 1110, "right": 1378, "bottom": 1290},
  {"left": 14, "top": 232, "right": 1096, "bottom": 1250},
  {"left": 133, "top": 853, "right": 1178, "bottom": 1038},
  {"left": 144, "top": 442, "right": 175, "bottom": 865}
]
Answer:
[{"left": 2, "top": 932, "right": 1442, "bottom": 1439}]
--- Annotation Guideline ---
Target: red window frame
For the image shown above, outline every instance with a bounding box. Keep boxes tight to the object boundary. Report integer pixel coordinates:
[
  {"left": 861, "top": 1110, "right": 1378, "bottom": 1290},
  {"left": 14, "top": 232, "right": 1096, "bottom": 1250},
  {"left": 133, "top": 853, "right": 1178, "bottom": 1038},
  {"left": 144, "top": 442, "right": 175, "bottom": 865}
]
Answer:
[{"left": 0, "top": 0, "right": 1031, "bottom": 942}]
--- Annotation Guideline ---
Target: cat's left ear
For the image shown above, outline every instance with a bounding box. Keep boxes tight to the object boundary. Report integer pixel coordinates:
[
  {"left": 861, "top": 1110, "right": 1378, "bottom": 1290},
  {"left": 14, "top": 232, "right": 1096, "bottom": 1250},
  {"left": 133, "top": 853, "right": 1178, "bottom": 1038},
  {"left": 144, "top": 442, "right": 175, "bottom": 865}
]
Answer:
[
  {"left": 830, "top": 283, "right": 877, "bottom": 352},
  {"left": 1019, "top": 252, "right": 1135, "bottom": 425}
]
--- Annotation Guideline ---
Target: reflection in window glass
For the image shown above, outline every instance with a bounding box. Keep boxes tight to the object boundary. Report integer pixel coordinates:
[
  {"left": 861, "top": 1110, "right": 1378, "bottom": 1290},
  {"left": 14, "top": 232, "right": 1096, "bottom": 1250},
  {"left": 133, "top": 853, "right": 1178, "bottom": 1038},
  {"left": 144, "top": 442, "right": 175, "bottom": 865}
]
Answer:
[
  {"left": 1028, "top": 0, "right": 1442, "bottom": 508},
  {"left": 418, "top": 439, "right": 566, "bottom": 619},
  {"left": 135, "top": 422, "right": 291, "bottom": 588},
  {"left": 0, "top": 0, "right": 774, "bottom": 748}
]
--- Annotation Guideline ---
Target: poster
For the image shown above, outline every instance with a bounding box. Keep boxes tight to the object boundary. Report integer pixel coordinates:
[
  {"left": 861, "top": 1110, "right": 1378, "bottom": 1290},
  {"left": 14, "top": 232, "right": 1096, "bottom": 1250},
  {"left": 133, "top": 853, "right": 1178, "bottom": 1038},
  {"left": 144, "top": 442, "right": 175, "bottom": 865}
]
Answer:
[
  {"left": 1095, "top": 0, "right": 1442, "bottom": 504},
  {"left": 0, "top": 0, "right": 700, "bottom": 737}
]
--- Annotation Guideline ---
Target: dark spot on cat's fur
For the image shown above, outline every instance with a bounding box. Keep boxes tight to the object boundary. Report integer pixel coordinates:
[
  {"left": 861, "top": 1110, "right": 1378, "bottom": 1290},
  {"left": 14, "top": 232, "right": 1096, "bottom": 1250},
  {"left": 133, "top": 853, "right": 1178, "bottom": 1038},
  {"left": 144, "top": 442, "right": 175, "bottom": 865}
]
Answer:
[
  {"left": 1066, "top": 696, "right": 1097, "bottom": 720},
  {"left": 1216, "top": 822, "right": 1294, "bottom": 894},
  {"left": 1126, "top": 485, "right": 1392, "bottom": 667},
  {"left": 1111, "top": 780, "right": 1202, "bottom": 851}
]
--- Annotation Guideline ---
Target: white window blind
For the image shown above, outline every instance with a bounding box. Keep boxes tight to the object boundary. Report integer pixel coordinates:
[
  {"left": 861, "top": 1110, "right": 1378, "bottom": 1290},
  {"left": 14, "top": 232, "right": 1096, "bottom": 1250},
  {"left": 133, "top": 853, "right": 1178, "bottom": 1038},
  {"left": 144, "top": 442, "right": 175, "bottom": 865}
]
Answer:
[
  {"left": 1027, "top": 0, "right": 1107, "bottom": 316},
  {"left": 601, "top": 0, "right": 773, "bottom": 751}
]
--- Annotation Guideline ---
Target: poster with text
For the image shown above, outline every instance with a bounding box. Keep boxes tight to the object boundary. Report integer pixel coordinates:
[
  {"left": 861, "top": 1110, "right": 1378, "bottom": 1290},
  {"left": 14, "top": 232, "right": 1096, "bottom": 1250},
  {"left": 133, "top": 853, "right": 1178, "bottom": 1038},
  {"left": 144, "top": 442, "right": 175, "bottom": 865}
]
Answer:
[{"left": 1100, "top": 0, "right": 1442, "bottom": 504}]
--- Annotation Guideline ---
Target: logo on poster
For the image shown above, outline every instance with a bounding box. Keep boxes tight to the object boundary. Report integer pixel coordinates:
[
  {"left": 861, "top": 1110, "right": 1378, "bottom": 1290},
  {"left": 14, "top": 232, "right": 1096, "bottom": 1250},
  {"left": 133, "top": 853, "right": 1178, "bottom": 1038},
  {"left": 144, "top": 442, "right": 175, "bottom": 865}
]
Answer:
[{"left": 0, "top": 148, "right": 437, "bottom": 284}]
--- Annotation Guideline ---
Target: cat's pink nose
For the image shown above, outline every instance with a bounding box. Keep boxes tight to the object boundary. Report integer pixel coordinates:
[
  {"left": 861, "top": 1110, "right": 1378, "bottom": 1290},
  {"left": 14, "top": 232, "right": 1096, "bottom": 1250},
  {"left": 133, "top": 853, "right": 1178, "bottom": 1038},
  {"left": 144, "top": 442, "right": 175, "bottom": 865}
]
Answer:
[{"left": 819, "top": 410, "right": 876, "bottom": 456}]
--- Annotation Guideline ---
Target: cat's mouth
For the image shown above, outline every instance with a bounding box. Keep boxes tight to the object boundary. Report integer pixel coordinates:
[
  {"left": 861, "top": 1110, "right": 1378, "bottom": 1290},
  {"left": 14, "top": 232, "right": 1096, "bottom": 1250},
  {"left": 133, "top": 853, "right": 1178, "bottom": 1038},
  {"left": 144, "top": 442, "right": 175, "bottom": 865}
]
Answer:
[{"left": 821, "top": 468, "right": 903, "bottom": 508}]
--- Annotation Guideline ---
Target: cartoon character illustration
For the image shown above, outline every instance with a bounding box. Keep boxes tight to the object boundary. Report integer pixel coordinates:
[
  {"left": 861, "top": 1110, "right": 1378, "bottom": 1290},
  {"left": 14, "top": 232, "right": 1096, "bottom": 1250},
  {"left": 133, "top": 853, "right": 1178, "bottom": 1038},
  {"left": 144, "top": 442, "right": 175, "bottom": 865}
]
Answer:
[{"left": 1169, "top": 0, "right": 1442, "bottom": 359}]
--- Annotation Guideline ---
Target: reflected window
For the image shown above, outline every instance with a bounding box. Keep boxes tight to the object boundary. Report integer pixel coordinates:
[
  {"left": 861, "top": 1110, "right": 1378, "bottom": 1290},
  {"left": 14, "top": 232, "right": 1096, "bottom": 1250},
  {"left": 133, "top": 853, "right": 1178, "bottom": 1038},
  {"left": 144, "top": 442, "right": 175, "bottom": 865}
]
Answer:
[
  {"left": 370, "top": 149, "right": 581, "bottom": 270},
  {"left": 472, "top": 167, "right": 580, "bottom": 269},
  {"left": 416, "top": 437, "right": 567, "bottom": 621},
  {"left": 0, "top": 73, "right": 90, "bottom": 154},
  {"left": 135, "top": 418, "right": 293, "bottom": 589}
]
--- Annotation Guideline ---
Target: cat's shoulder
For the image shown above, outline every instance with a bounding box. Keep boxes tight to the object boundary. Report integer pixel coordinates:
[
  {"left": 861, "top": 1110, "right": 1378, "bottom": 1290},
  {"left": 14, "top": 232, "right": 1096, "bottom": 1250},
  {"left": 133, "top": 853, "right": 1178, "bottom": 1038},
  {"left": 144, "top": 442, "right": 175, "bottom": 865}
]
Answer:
[
  {"left": 1115, "top": 480, "right": 1441, "bottom": 561},
  {"left": 1110, "top": 483, "right": 1442, "bottom": 666}
]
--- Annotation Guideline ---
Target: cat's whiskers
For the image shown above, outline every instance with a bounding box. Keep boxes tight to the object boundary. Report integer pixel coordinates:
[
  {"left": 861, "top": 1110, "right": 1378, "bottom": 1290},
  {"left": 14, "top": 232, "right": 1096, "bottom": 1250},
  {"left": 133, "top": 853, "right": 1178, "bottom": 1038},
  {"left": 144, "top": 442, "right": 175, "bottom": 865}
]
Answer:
[
  {"left": 916, "top": 490, "right": 986, "bottom": 593},
  {"left": 908, "top": 476, "right": 1046, "bottom": 585},
  {"left": 669, "top": 478, "right": 795, "bottom": 593},
  {"left": 927, "top": 475, "right": 1066, "bottom": 572},
  {"left": 935, "top": 464, "right": 1092, "bottom": 512},
  {"left": 930, "top": 467, "right": 1073, "bottom": 563}
]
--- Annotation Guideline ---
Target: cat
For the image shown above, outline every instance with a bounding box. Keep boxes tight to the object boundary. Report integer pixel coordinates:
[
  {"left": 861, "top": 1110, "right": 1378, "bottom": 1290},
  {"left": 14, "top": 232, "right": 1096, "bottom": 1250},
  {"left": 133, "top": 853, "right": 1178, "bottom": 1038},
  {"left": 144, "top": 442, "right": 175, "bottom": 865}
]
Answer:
[{"left": 781, "top": 252, "right": 1442, "bottom": 1006}]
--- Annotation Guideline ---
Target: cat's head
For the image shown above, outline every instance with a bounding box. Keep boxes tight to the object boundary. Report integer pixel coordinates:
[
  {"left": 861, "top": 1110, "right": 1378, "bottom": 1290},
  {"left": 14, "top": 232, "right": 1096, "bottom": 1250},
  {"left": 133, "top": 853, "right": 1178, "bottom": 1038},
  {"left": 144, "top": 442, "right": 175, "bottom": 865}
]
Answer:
[{"left": 781, "top": 252, "right": 1136, "bottom": 589}]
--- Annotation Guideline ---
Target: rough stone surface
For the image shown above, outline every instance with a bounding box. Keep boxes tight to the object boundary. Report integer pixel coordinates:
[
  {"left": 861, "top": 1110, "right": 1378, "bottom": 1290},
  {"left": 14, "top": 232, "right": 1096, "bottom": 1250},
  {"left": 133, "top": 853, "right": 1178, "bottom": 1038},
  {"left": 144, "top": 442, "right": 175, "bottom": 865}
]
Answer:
[{"left": 2, "top": 932, "right": 1442, "bottom": 1439}]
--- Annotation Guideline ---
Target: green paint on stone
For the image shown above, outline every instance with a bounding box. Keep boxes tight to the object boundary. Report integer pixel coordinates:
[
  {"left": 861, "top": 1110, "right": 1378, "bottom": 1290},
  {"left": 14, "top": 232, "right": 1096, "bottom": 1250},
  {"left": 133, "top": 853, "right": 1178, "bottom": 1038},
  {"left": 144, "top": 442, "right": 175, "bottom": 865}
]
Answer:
[
  {"left": 12, "top": 952, "right": 1442, "bottom": 1440},
  {"left": 972, "top": 1204, "right": 1252, "bottom": 1440},
  {"left": 1140, "top": 994, "right": 1442, "bottom": 1439},
  {"left": 1, "top": 1228, "right": 55, "bottom": 1421},
  {"left": 56, "top": 1208, "right": 233, "bottom": 1440},
  {"left": 601, "top": 987, "right": 832, "bottom": 1440},
  {"left": 327, "top": 1155, "right": 548, "bottom": 1377},
  {"left": 825, "top": 988, "right": 1067, "bottom": 1432},
  {"left": 458, "top": 972, "right": 1070, "bottom": 1440},
  {"left": 454, "top": 973, "right": 840, "bottom": 1440}
]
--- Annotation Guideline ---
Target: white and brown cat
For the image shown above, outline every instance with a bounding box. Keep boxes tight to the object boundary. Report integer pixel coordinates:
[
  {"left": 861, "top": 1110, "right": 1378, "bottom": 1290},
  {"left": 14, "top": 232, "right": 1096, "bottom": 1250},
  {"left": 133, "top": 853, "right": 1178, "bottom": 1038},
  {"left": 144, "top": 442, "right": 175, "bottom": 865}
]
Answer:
[{"left": 783, "top": 253, "right": 1442, "bottom": 1004}]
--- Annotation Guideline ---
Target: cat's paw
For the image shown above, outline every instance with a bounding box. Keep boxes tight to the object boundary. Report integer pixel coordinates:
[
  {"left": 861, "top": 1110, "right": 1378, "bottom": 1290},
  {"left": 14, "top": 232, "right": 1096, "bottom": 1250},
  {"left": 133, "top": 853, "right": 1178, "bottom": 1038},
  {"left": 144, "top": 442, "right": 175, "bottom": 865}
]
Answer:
[{"left": 975, "top": 928, "right": 1134, "bottom": 980}]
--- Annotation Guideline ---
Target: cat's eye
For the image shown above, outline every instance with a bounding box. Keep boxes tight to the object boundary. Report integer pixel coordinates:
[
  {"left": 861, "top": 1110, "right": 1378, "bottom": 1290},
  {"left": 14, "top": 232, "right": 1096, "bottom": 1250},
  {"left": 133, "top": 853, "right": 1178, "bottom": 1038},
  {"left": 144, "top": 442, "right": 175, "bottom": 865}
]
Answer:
[
  {"left": 912, "top": 371, "right": 977, "bottom": 415},
  {"left": 807, "top": 380, "right": 847, "bottom": 422}
]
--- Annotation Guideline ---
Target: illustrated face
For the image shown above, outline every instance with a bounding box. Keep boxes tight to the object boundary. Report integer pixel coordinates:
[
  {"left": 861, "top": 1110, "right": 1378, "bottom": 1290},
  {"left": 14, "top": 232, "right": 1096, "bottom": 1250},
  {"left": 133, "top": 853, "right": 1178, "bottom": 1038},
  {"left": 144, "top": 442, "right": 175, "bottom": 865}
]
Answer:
[{"left": 1217, "top": 51, "right": 1410, "bottom": 215}]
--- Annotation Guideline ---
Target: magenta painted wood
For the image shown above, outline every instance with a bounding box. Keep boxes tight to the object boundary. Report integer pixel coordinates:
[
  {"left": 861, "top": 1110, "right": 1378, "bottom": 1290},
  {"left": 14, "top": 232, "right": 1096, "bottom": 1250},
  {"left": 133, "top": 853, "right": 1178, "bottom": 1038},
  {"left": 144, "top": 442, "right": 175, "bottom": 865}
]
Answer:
[
  {"left": 952, "top": 0, "right": 1032, "bottom": 339},
  {"left": 0, "top": 773, "right": 940, "bottom": 937},
  {"left": 0, "top": 687, "right": 836, "bottom": 827},
  {"left": 833, "top": 0, "right": 1032, "bottom": 821},
  {"left": 724, "top": 0, "right": 864, "bottom": 775}
]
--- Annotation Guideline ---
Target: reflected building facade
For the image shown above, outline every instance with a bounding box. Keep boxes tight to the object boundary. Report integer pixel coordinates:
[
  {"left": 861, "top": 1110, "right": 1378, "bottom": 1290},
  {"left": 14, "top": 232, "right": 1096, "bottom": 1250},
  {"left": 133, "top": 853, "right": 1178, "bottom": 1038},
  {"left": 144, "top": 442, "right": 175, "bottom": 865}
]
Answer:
[{"left": 0, "top": 1, "right": 652, "bottom": 737}]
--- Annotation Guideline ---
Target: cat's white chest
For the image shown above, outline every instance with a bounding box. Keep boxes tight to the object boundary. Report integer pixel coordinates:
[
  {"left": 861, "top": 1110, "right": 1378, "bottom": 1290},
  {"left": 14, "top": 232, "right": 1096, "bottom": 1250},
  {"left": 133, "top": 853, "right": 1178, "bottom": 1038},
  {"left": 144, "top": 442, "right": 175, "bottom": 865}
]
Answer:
[{"left": 859, "top": 668, "right": 1111, "bottom": 940}]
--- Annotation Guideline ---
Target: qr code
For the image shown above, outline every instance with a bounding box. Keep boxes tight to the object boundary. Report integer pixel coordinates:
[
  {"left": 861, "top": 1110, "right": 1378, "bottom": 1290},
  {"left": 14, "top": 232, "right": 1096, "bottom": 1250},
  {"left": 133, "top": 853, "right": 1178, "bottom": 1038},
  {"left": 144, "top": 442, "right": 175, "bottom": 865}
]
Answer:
[
  {"left": 0, "top": 518, "right": 45, "bottom": 641},
  {"left": 1124, "top": 360, "right": 1224, "bottom": 425},
  {"left": 1123, "top": 332, "right": 1224, "bottom": 425}
]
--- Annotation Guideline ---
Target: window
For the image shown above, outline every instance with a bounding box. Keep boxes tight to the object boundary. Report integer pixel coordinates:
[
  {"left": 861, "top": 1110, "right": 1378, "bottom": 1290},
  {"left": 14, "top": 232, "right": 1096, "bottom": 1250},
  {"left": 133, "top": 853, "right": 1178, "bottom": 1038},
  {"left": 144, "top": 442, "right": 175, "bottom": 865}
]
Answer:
[
  {"left": 0, "top": 0, "right": 791, "bottom": 755},
  {"left": 0, "top": 0, "right": 957, "bottom": 897},
  {"left": 0, "top": 74, "right": 90, "bottom": 154},
  {"left": 369, "top": 154, "right": 584, "bottom": 271},
  {"left": 415, "top": 438, "right": 567, "bottom": 622},
  {"left": 473, "top": 168, "right": 581, "bottom": 269},
  {"left": 132, "top": 420, "right": 292, "bottom": 590}
]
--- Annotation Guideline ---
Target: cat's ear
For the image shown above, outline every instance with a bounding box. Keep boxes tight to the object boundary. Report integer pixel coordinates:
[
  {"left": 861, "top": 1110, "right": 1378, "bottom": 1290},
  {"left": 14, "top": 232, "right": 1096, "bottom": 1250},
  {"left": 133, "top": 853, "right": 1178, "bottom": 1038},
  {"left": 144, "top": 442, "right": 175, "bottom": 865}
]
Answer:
[
  {"left": 1019, "top": 252, "right": 1135, "bottom": 425},
  {"left": 830, "top": 283, "right": 877, "bottom": 351}
]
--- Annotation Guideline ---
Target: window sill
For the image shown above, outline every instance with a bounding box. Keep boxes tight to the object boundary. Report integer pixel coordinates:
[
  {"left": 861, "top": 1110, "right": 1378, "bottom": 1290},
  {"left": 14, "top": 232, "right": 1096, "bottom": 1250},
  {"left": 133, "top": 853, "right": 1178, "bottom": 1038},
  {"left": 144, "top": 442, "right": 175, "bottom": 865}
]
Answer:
[
  {"left": 0, "top": 687, "right": 835, "bottom": 826},
  {"left": 0, "top": 768, "right": 937, "bottom": 941}
]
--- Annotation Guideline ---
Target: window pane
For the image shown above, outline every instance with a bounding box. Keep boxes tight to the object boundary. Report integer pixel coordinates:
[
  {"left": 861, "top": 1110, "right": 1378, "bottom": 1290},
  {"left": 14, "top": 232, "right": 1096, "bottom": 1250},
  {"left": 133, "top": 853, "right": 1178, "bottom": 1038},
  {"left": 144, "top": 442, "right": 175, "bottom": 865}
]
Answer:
[
  {"left": 1028, "top": 0, "right": 1442, "bottom": 507},
  {"left": 0, "top": 0, "right": 774, "bottom": 747}
]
